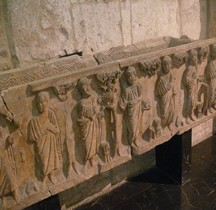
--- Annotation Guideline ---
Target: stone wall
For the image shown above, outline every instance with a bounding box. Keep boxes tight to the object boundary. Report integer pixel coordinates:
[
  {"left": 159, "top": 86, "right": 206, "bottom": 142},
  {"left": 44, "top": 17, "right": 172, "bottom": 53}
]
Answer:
[{"left": 1, "top": 0, "right": 207, "bottom": 67}]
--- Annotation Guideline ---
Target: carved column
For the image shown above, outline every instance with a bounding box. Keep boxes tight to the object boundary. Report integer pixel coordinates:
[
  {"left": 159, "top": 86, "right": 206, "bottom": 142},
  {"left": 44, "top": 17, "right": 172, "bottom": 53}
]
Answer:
[{"left": 156, "top": 130, "right": 192, "bottom": 184}]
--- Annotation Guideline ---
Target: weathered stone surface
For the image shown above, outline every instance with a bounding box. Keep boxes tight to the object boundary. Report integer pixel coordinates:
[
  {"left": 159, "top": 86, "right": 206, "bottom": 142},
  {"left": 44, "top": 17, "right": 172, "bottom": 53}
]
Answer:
[
  {"left": 0, "top": 55, "right": 97, "bottom": 90},
  {"left": 208, "top": 0, "right": 216, "bottom": 38},
  {"left": 180, "top": 0, "right": 206, "bottom": 40},
  {"left": 0, "top": 0, "right": 12, "bottom": 71},
  {"left": 192, "top": 119, "right": 213, "bottom": 146},
  {"left": 0, "top": 38, "right": 215, "bottom": 210},
  {"left": 2, "top": 0, "right": 206, "bottom": 67},
  {"left": 130, "top": 0, "right": 180, "bottom": 43}
]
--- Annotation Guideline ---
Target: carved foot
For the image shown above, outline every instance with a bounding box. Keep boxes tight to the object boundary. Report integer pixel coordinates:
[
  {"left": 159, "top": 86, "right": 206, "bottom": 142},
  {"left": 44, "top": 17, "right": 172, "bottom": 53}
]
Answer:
[
  {"left": 186, "top": 117, "right": 190, "bottom": 124},
  {"left": 89, "top": 155, "right": 99, "bottom": 167},
  {"left": 13, "top": 189, "right": 21, "bottom": 202},
  {"left": 67, "top": 162, "right": 80, "bottom": 176},
  {"left": 89, "top": 158, "right": 94, "bottom": 167},
  {"left": 209, "top": 107, "right": 214, "bottom": 114},
  {"left": 48, "top": 173, "right": 57, "bottom": 184},
  {"left": 167, "top": 124, "right": 173, "bottom": 132},
  {"left": 190, "top": 113, "right": 196, "bottom": 121}
]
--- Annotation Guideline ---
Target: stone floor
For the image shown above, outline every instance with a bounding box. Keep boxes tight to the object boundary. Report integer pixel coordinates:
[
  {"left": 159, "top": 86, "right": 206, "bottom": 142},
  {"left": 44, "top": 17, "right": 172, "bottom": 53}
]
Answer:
[{"left": 26, "top": 135, "right": 216, "bottom": 210}]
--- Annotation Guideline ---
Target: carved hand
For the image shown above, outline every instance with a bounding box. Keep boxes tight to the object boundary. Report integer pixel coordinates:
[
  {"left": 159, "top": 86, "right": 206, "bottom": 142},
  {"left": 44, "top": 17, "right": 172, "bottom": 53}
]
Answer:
[
  {"left": 89, "top": 115, "right": 96, "bottom": 121},
  {"left": 142, "top": 101, "right": 151, "bottom": 110},
  {"left": 46, "top": 123, "right": 59, "bottom": 134}
]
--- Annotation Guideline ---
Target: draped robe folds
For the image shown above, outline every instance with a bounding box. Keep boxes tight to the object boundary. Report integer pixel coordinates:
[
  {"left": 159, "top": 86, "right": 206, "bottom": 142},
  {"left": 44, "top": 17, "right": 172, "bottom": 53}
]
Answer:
[
  {"left": 119, "top": 82, "right": 146, "bottom": 143},
  {"left": 77, "top": 95, "right": 99, "bottom": 161},
  {"left": 183, "top": 66, "right": 197, "bottom": 116},
  {"left": 29, "top": 109, "right": 60, "bottom": 177},
  {"left": 0, "top": 153, "right": 17, "bottom": 197},
  {"left": 206, "top": 60, "right": 216, "bottom": 107},
  {"left": 156, "top": 72, "right": 175, "bottom": 127}
]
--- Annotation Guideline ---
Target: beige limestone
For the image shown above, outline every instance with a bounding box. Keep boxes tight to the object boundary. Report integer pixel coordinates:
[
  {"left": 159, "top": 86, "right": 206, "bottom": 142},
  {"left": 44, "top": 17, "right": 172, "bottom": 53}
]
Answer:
[
  {"left": 0, "top": 38, "right": 215, "bottom": 209},
  {"left": 180, "top": 0, "right": 207, "bottom": 40},
  {"left": 2, "top": 0, "right": 206, "bottom": 67},
  {"left": 0, "top": 0, "right": 12, "bottom": 71},
  {"left": 130, "top": 0, "right": 180, "bottom": 43},
  {"left": 192, "top": 119, "right": 213, "bottom": 146}
]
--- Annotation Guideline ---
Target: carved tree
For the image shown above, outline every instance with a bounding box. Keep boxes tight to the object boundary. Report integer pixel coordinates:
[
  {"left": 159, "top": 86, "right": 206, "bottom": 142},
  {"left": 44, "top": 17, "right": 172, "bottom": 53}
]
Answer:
[
  {"left": 172, "top": 52, "right": 188, "bottom": 68},
  {"left": 139, "top": 58, "right": 161, "bottom": 76},
  {"left": 96, "top": 71, "right": 121, "bottom": 158}
]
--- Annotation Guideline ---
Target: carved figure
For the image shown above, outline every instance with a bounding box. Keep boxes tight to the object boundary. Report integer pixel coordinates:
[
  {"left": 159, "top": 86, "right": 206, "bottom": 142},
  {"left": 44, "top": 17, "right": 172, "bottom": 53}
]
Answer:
[
  {"left": 96, "top": 71, "right": 121, "bottom": 154},
  {"left": 100, "top": 142, "right": 111, "bottom": 163},
  {"left": 29, "top": 92, "right": 60, "bottom": 183},
  {"left": 119, "top": 66, "right": 150, "bottom": 146},
  {"left": 77, "top": 78, "right": 102, "bottom": 167},
  {"left": 0, "top": 154, "right": 19, "bottom": 201},
  {"left": 156, "top": 56, "right": 175, "bottom": 131},
  {"left": 205, "top": 44, "right": 216, "bottom": 113},
  {"left": 198, "top": 47, "right": 208, "bottom": 64},
  {"left": 0, "top": 95, "right": 13, "bottom": 123},
  {"left": 153, "top": 118, "right": 162, "bottom": 138},
  {"left": 0, "top": 98, "right": 19, "bottom": 201},
  {"left": 183, "top": 49, "right": 198, "bottom": 123}
]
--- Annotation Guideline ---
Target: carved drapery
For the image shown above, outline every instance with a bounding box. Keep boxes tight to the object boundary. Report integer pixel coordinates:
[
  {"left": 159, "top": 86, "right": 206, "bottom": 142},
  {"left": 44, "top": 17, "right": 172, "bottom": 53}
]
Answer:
[{"left": 0, "top": 38, "right": 216, "bottom": 209}]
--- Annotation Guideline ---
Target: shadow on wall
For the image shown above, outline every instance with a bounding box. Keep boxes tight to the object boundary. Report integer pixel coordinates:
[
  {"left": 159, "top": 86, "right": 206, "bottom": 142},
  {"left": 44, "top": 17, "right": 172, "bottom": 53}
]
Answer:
[{"left": 199, "top": 0, "right": 207, "bottom": 39}]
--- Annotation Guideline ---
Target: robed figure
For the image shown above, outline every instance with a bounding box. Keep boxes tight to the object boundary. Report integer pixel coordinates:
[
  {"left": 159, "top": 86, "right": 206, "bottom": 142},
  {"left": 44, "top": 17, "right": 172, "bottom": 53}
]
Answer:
[
  {"left": 183, "top": 49, "right": 198, "bottom": 123},
  {"left": 0, "top": 154, "right": 18, "bottom": 199},
  {"left": 77, "top": 78, "right": 101, "bottom": 167},
  {"left": 156, "top": 56, "right": 175, "bottom": 131},
  {"left": 29, "top": 92, "right": 60, "bottom": 183},
  {"left": 119, "top": 66, "right": 150, "bottom": 146},
  {"left": 0, "top": 96, "right": 19, "bottom": 200},
  {"left": 205, "top": 44, "right": 216, "bottom": 113}
]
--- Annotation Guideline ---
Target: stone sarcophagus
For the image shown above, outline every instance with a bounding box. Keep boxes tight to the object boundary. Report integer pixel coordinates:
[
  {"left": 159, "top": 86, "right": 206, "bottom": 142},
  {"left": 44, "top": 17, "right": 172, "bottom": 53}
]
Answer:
[{"left": 0, "top": 38, "right": 216, "bottom": 209}]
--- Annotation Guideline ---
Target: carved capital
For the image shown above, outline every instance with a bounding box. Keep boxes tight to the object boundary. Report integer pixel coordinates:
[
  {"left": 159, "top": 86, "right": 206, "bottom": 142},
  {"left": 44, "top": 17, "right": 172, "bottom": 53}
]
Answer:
[
  {"left": 52, "top": 81, "right": 77, "bottom": 101},
  {"left": 139, "top": 58, "right": 161, "bottom": 76},
  {"left": 172, "top": 52, "right": 189, "bottom": 68}
]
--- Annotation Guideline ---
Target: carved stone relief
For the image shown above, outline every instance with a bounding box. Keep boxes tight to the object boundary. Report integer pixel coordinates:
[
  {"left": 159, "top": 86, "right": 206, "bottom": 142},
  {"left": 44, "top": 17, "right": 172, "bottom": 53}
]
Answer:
[
  {"left": 182, "top": 49, "right": 199, "bottom": 124},
  {"left": 205, "top": 44, "right": 216, "bottom": 113},
  {"left": 29, "top": 92, "right": 61, "bottom": 184},
  {"left": 0, "top": 38, "right": 215, "bottom": 210},
  {"left": 156, "top": 56, "right": 176, "bottom": 131},
  {"left": 119, "top": 66, "right": 150, "bottom": 147},
  {"left": 77, "top": 78, "right": 101, "bottom": 168},
  {"left": 139, "top": 58, "right": 161, "bottom": 77},
  {"left": 172, "top": 52, "right": 188, "bottom": 68}
]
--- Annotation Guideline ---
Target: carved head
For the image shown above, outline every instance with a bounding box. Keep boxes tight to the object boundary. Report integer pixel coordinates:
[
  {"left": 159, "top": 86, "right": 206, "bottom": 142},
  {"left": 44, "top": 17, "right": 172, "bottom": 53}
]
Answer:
[
  {"left": 78, "top": 77, "right": 92, "bottom": 98},
  {"left": 188, "top": 49, "right": 198, "bottom": 66},
  {"left": 198, "top": 47, "right": 208, "bottom": 63},
  {"left": 100, "top": 142, "right": 110, "bottom": 155},
  {"left": 36, "top": 91, "right": 49, "bottom": 113},
  {"left": 162, "top": 56, "right": 172, "bottom": 74},
  {"left": 210, "top": 44, "right": 216, "bottom": 60},
  {"left": 125, "top": 66, "right": 137, "bottom": 85}
]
